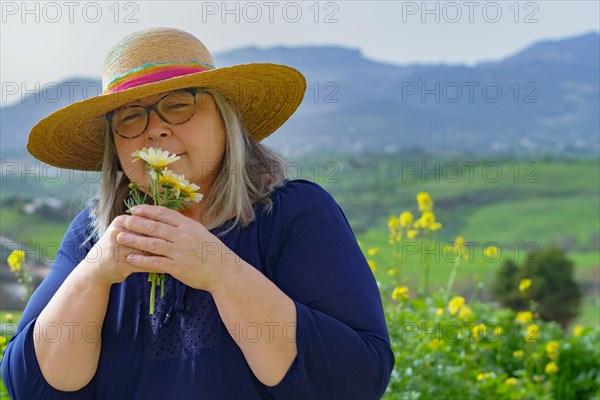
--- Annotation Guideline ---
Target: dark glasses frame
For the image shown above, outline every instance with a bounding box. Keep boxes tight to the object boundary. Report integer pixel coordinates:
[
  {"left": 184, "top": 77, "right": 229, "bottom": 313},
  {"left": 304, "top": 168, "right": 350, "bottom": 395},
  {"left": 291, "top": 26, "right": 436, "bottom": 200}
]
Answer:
[{"left": 106, "top": 88, "right": 198, "bottom": 139}]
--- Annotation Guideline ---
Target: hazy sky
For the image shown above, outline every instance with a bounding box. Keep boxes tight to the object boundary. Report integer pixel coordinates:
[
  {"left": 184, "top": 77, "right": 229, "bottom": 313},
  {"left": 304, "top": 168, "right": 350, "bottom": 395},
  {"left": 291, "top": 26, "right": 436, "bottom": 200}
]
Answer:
[{"left": 1, "top": 1, "right": 598, "bottom": 105}]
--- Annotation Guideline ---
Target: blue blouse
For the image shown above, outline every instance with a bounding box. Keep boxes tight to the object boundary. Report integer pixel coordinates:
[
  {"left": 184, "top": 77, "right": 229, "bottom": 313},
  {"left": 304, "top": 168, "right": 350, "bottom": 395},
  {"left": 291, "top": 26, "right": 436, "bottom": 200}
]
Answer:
[{"left": 1, "top": 179, "right": 394, "bottom": 399}]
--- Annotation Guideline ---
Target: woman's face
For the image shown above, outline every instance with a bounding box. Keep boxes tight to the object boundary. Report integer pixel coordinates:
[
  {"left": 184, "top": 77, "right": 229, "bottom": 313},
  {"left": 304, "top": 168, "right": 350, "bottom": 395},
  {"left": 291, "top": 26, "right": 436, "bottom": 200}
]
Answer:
[{"left": 111, "top": 90, "right": 226, "bottom": 197}]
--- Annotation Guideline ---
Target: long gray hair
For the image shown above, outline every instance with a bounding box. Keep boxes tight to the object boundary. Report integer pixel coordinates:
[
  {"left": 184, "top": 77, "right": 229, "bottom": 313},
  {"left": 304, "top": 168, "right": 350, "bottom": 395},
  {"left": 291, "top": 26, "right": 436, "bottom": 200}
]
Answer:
[{"left": 87, "top": 88, "right": 288, "bottom": 242}]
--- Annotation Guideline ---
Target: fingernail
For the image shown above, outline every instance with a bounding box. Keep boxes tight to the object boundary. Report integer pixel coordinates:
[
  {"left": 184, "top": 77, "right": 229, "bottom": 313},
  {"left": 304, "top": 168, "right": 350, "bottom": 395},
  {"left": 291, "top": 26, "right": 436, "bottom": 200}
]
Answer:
[
  {"left": 130, "top": 206, "right": 139, "bottom": 213},
  {"left": 127, "top": 254, "right": 139, "bottom": 262}
]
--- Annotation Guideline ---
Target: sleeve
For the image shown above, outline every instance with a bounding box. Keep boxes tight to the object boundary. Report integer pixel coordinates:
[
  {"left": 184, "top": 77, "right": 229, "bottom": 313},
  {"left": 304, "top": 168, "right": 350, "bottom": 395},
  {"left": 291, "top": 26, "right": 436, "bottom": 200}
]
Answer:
[
  {"left": 1, "top": 206, "right": 97, "bottom": 399},
  {"left": 264, "top": 180, "right": 395, "bottom": 399}
]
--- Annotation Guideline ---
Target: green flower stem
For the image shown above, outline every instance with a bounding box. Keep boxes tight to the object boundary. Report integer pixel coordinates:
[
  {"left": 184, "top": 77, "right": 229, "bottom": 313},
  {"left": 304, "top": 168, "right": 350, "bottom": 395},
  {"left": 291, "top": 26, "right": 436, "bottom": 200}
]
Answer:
[
  {"left": 393, "top": 241, "right": 402, "bottom": 286},
  {"left": 148, "top": 168, "right": 163, "bottom": 315},
  {"left": 422, "top": 238, "right": 431, "bottom": 296},
  {"left": 148, "top": 273, "right": 156, "bottom": 315},
  {"left": 446, "top": 259, "right": 461, "bottom": 294},
  {"left": 127, "top": 162, "right": 196, "bottom": 315},
  {"left": 18, "top": 263, "right": 32, "bottom": 302}
]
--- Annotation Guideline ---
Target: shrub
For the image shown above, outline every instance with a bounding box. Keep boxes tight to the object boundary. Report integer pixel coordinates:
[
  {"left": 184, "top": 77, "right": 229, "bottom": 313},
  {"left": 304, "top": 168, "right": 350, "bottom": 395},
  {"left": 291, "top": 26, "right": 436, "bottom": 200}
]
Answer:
[
  {"left": 493, "top": 246, "right": 582, "bottom": 328},
  {"left": 382, "top": 289, "right": 600, "bottom": 400}
]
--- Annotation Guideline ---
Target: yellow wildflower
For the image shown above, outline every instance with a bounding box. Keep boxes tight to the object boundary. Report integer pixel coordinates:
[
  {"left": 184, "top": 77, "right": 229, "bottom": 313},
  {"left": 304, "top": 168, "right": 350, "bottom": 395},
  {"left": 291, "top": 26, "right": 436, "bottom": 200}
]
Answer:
[
  {"left": 399, "top": 211, "right": 414, "bottom": 228},
  {"left": 0, "top": 337, "right": 6, "bottom": 345},
  {"left": 525, "top": 323, "right": 540, "bottom": 342},
  {"left": 436, "top": 308, "right": 444, "bottom": 316},
  {"left": 7, "top": 250, "right": 26, "bottom": 272},
  {"left": 179, "top": 180, "right": 202, "bottom": 203},
  {"left": 183, "top": 191, "right": 203, "bottom": 203},
  {"left": 131, "top": 147, "right": 180, "bottom": 168},
  {"left": 159, "top": 168, "right": 188, "bottom": 196},
  {"left": 414, "top": 211, "right": 435, "bottom": 229},
  {"left": 484, "top": 245, "right": 499, "bottom": 259},
  {"left": 505, "top": 377, "right": 518, "bottom": 385},
  {"left": 472, "top": 324, "right": 487, "bottom": 339},
  {"left": 546, "top": 341, "right": 560, "bottom": 360},
  {"left": 448, "top": 296, "right": 465, "bottom": 316},
  {"left": 513, "top": 350, "right": 524, "bottom": 359},
  {"left": 391, "top": 286, "right": 409, "bottom": 301},
  {"left": 367, "top": 247, "right": 379, "bottom": 256},
  {"left": 545, "top": 361, "right": 559, "bottom": 375},
  {"left": 519, "top": 278, "right": 532, "bottom": 292},
  {"left": 572, "top": 325, "right": 585, "bottom": 337},
  {"left": 458, "top": 306, "right": 473, "bottom": 321},
  {"left": 515, "top": 311, "right": 533, "bottom": 324},
  {"left": 476, "top": 372, "right": 491, "bottom": 381},
  {"left": 449, "top": 237, "right": 467, "bottom": 259},
  {"left": 387, "top": 269, "right": 398, "bottom": 276},
  {"left": 406, "top": 229, "right": 419, "bottom": 239},
  {"left": 5, "top": 313, "right": 14, "bottom": 323},
  {"left": 427, "top": 338, "right": 442, "bottom": 350},
  {"left": 416, "top": 192, "right": 433, "bottom": 212},
  {"left": 429, "top": 222, "right": 442, "bottom": 231},
  {"left": 388, "top": 214, "right": 402, "bottom": 243},
  {"left": 493, "top": 326, "right": 503, "bottom": 337},
  {"left": 367, "top": 260, "right": 377, "bottom": 274}
]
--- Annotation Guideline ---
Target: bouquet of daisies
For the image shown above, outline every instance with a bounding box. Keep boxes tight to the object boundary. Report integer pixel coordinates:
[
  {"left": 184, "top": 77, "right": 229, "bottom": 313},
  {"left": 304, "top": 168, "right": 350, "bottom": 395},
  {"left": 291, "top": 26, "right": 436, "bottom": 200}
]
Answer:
[{"left": 126, "top": 147, "right": 203, "bottom": 314}]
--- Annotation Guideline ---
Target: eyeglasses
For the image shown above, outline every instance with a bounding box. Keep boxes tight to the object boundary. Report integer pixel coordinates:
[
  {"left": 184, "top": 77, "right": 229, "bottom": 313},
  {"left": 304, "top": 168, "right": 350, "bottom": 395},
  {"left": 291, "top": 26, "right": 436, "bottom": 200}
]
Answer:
[{"left": 107, "top": 88, "right": 198, "bottom": 139}]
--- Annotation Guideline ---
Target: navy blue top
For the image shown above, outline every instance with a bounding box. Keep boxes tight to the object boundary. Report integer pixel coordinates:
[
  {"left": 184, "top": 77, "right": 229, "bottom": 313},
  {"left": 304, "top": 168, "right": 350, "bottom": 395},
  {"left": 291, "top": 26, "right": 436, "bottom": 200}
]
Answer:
[{"left": 1, "top": 179, "right": 394, "bottom": 399}]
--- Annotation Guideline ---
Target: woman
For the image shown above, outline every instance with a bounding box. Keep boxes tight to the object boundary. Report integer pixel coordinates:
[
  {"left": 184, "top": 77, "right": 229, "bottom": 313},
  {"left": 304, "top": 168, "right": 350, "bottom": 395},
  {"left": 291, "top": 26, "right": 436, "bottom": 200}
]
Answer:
[{"left": 1, "top": 28, "right": 394, "bottom": 399}]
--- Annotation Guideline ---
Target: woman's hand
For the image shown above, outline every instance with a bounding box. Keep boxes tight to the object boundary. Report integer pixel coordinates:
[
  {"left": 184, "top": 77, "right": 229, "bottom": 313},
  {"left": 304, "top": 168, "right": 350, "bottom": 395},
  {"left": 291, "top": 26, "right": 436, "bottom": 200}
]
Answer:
[
  {"left": 114, "top": 205, "right": 232, "bottom": 293},
  {"left": 86, "top": 215, "right": 143, "bottom": 287}
]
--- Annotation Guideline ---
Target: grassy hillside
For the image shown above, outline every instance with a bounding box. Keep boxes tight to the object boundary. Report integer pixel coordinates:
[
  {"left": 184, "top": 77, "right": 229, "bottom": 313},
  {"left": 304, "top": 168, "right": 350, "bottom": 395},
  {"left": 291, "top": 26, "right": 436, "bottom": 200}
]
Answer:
[
  {"left": 307, "top": 153, "right": 600, "bottom": 248},
  {"left": 0, "top": 207, "right": 72, "bottom": 259},
  {"left": 1, "top": 154, "right": 598, "bottom": 327}
]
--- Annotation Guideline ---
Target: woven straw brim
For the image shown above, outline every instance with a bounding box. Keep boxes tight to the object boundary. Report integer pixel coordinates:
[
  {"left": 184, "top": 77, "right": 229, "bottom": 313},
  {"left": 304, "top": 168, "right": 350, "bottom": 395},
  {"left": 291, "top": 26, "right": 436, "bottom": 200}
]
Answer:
[{"left": 27, "top": 63, "right": 306, "bottom": 171}]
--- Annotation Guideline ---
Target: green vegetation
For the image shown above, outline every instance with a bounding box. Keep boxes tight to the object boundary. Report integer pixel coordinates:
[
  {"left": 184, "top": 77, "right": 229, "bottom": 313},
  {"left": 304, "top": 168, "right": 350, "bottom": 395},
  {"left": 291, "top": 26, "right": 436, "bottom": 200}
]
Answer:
[
  {"left": 382, "top": 290, "right": 600, "bottom": 399},
  {"left": 1, "top": 153, "right": 598, "bottom": 397},
  {"left": 0, "top": 207, "right": 71, "bottom": 259},
  {"left": 493, "top": 247, "right": 582, "bottom": 328}
]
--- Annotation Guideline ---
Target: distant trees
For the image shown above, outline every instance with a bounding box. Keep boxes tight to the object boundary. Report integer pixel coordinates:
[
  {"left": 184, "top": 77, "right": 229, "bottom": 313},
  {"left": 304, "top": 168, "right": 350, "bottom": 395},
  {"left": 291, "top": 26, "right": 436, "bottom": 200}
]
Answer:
[{"left": 493, "top": 246, "right": 582, "bottom": 328}]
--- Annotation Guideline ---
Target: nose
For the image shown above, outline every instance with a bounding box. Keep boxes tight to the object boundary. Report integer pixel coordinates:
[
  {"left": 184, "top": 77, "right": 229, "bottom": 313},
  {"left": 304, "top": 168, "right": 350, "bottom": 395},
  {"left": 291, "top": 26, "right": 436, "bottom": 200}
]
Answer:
[{"left": 144, "top": 108, "right": 172, "bottom": 140}]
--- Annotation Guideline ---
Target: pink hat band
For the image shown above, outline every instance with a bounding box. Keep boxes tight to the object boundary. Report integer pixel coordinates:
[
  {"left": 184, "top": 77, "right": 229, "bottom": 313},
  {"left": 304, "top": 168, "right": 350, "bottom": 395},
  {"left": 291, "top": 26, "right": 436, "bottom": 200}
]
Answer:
[{"left": 103, "top": 60, "right": 215, "bottom": 94}]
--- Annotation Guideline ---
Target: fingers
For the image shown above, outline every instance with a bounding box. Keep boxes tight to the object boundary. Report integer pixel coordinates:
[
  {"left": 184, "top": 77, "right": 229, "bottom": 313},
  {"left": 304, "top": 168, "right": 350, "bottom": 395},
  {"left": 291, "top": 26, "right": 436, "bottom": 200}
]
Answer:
[
  {"left": 129, "top": 205, "right": 184, "bottom": 227},
  {"left": 125, "top": 252, "right": 171, "bottom": 273},
  {"left": 118, "top": 214, "right": 177, "bottom": 241},
  {"left": 116, "top": 232, "right": 173, "bottom": 258}
]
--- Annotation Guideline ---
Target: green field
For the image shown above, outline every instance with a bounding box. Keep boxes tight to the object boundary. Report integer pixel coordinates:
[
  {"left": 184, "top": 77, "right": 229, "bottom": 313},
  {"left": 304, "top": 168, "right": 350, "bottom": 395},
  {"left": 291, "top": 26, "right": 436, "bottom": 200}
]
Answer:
[
  {"left": 0, "top": 207, "right": 71, "bottom": 259},
  {"left": 312, "top": 153, "right": 599, "bottom": 326},
  {"left": 1, "top": 154, "right": 598, "bottom": 327},
  {"left": 460, "top": 195, "right": 599, "bottom": 246}
]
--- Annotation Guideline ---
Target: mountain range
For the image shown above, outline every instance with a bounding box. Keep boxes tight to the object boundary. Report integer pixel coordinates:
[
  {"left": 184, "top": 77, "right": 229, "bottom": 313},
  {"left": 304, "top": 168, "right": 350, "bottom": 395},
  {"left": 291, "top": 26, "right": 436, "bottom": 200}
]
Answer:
[{"left": 1, "top": 32, "right": 598, "bottom": 159}]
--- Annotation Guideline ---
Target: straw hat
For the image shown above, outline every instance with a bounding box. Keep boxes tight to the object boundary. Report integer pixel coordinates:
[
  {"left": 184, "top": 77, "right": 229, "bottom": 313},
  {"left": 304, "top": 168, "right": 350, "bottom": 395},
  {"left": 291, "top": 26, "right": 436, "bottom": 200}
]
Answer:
[{"left": 27, "top": 27, "right": 306, "bottom": 171}]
